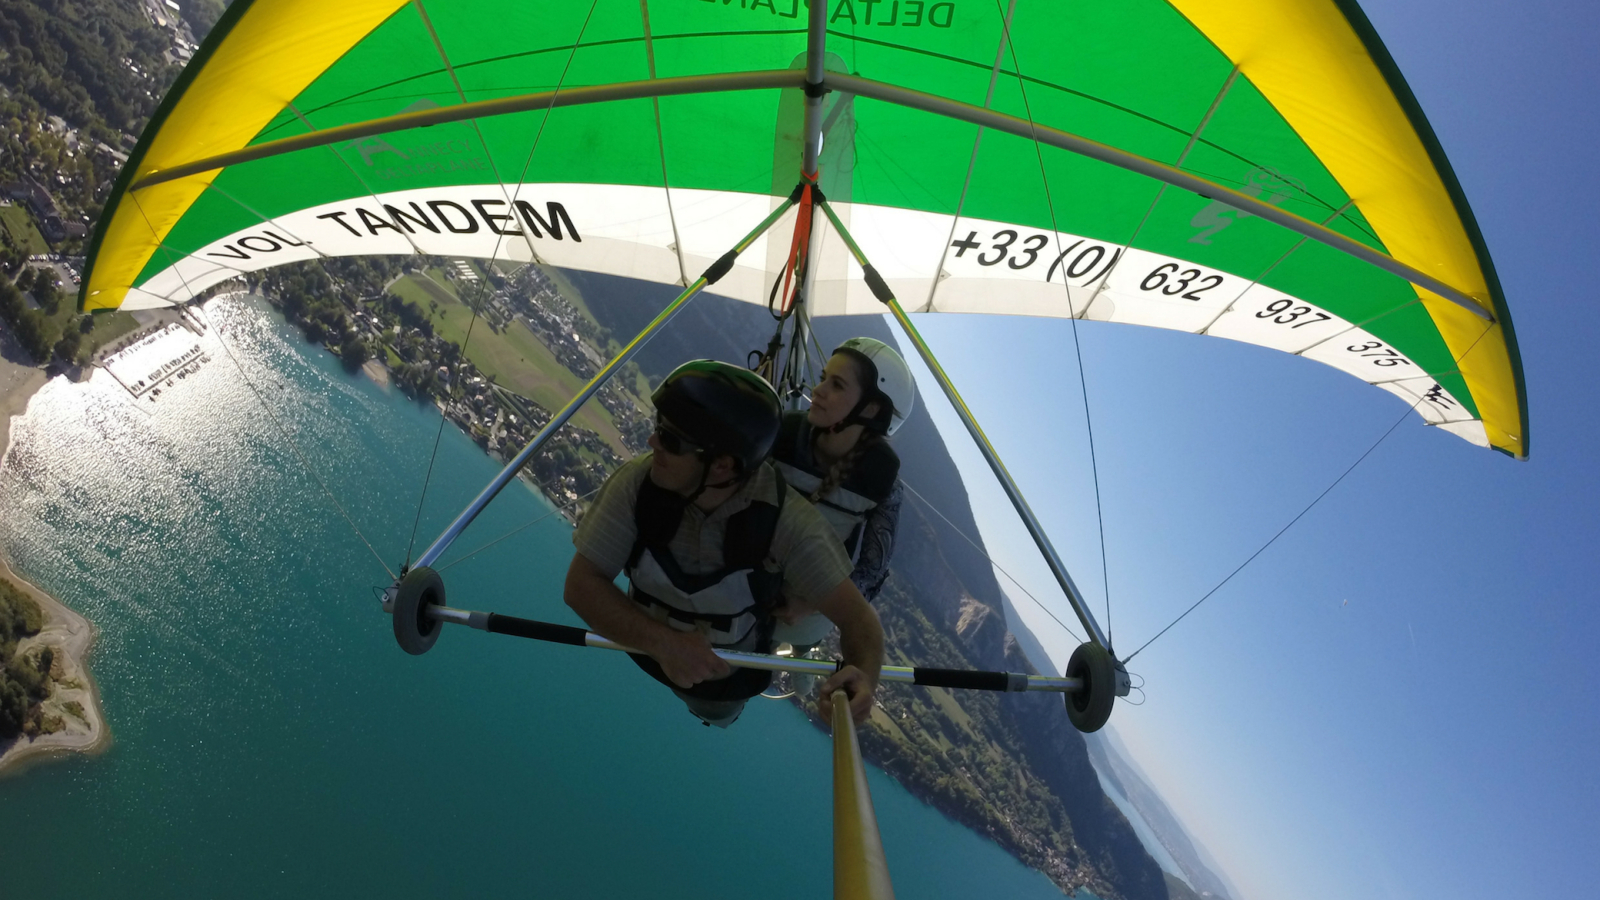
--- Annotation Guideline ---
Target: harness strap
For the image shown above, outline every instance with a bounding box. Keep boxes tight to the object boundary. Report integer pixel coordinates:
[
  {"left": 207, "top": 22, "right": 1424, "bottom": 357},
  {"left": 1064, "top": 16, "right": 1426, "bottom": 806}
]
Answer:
[
  {"left": 630, "top": 587, "right": 750, "bottom": 634},
  {"left": 625, "top": 465, "right": 789, "bottom": 634},
  {"left": 622, "top": 467, "right": 790, "bottom": 703}
]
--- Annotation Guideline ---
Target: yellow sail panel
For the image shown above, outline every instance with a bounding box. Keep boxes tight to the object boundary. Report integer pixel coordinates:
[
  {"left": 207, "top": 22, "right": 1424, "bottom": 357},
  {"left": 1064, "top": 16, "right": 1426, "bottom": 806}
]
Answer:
[
  {"left": 85, "top": 0, "right": 410, "bottom": 312},
  {"left": 1424, "top": 293, "right": 1521, "bottom": 452},
  {"left": 1171, "top": 0, "right": 1521, "bottom": 457}
]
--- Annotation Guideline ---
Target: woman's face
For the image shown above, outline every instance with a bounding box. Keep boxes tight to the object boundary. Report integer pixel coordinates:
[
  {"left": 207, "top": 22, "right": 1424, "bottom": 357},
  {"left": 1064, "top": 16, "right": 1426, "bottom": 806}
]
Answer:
[{"left": 808, "top": 353, "right": 868, "bottom": 430}]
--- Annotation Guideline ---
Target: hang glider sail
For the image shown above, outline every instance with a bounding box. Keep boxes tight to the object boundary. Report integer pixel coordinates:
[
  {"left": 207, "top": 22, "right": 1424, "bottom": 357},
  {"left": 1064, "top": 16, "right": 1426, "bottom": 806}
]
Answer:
[{"left": 83, "top": 0, "right": 1526, "bottom": 457}]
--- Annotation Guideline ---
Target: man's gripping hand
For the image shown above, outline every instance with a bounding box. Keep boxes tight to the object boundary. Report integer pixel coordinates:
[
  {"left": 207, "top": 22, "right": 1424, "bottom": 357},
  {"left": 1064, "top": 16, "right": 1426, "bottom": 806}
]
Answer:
[
  {"left": 817, "top": 665, "right": 878, "bottom": 725},
  {"left": 651, "top": 628, "right": 732, "bottom": 689}
]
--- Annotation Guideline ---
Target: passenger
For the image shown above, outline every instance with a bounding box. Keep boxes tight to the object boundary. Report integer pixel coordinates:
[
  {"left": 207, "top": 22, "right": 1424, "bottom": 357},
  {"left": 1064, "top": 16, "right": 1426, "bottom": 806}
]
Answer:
[
  {"left": 563, "top": 360, "right": 884, "bottom": 728},
  {"left": 770, "top": 338, "right": 915, "bottom": 651}
]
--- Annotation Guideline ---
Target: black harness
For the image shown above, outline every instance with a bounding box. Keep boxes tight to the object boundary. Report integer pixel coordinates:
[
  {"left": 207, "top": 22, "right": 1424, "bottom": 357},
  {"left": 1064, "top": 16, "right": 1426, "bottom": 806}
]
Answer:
[
  {"left": 774, "top": 412, "right": 897, "bottom": 558},
  {"left": 624, "top": 465, "right": 787, "bottom": 701}
]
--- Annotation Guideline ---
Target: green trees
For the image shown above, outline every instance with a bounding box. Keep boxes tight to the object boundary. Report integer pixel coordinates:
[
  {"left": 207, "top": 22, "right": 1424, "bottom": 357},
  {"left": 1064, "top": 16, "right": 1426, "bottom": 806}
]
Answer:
[
  {"left": 31, "top": 269, "right": 58, "bottom": 314},
  {"left": 0, "top": 677, "right": 28, "bottom": 736},
  {"left": 0, "top": 276, "right": 57, "bottom": 361},
  {"left": 0, "top": 580, "right": 43, "bottom": 653},
  {"left": 0, "top": 0, "right": 176, "bottom": 135},
  {"left": 13, "top": 307, "right": 58, "bottom": 361},
  {"left": 0, "top": 578, "right": 47, "bottom": 739},
  {"left": 393, "top": 361, "right": 440, "bottom": 399},
  {"left": 0, "top": 277, "right": 21, "bottom": 321},
  {"left": 52, "top": 323, "right": 82, "bottom": 364},
  {"left": 339, "top": 333, "right": 369, "bottom": 371},
  {"left": 176, "top": 0, "right": 226, "bottom": 35},
  {"left": 385, "top": 292, "right": 433, "bottom": 337}
]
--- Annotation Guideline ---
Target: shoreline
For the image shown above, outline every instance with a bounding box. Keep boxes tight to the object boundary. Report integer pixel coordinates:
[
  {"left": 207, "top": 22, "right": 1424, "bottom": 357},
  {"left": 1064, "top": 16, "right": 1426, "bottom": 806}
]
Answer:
[
  {"left": 0, "top": 557, "right": 111, "bottom": 776},
  {"left": 0, "top": 332, "right": 110, "bottom": 777},
  {"left": 348, "top": 340, "right": 580, "bottom": 526}
]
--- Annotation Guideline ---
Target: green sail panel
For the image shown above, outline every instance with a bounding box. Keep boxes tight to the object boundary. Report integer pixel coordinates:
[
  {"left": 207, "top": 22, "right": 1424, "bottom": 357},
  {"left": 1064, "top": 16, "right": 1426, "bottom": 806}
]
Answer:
[{"left": 83, "top": 0, "right": 1524, "bottom": 455}]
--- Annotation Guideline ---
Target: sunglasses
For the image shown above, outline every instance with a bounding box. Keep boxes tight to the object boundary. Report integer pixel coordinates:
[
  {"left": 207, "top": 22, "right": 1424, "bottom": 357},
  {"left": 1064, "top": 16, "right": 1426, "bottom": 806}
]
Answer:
[{"left": 653, "top": 418, "right": 703, "bottom": 456}]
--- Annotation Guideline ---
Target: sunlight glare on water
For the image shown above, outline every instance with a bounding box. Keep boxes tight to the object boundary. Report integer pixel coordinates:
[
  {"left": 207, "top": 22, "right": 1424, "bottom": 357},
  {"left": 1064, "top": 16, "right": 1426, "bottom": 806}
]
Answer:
[{"left": 0, "top": 294, "right": 1078, "bottom": 900}]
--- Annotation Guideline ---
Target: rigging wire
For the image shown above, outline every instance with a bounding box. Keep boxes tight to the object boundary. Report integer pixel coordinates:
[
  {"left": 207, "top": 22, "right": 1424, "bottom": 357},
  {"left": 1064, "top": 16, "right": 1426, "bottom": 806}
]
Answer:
[
  {"left": 1194, "top": 200, "right": 1355, "bottom": 337},
  {"left": 778, "top": 279, "right": 825, "bottom": 404},
  {"left": 402, "top": 0, "right": 602, "bottom": 570},
  {"left": 1029, "top": 64, "right": 1236, "bottom": 644},
  {"left": 1122, "top": 307, "right": 1501, "bottom": 664},
  {"left": 1119, "top": 397, "right": 1422, "bottom": 664},
  {"left": 114, "top": 142, "right": 461, "bottom": 588},
  {"left": 401, "top": 284, "right": 484, "bottom": 571},
  {"left": 207, "top": 143, "right": 462, "bottom": 580},
  {"left": 269, "top": 98, "right": 468, "bottom": 575},
  {"left": 1073, "top": 65, "right": 1240, "bottom": 323},
  {"left": 638, "top": 0, "right": 691, "bottom": 288},
  {"left": 917, "top": 0, "right": 1018, "bottom": 315},
  {"left": 991, "top": 0, "right": 1115, "bottom": 647},
  {"left": 436, "top": 487, "right": 600, "bottom": 572},
  {"left": 116, "top": 191, "right": 398, "bottom": 581},
  {"left": 900, "top": 479, "right": 1085, "bottom": 645},
  {"left": 751, "top": 177, "right": 825, "bottom": 410},
  {"left": 790, "top": 300, "right": 827, "bottom": 396},
  {"left": 200, "top": 303, "right": 398, "bottom": 581}
]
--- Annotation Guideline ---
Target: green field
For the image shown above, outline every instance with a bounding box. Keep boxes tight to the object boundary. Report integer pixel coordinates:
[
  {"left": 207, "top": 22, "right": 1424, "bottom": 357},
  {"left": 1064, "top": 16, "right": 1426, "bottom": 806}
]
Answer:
[
  {"left": 13, "top": 259, "right": 139, "bottom": 361},
  {"left": 536, "top": 265, "right": 606, "bottom": 341},
  {"left": 388, "top": 272, "right": 630, "bottom": 455},
  {"left": 404, "top": 269, "right": 456, "bottom": 307},
  {"left": 82, "top": 309, "right": 140, "bottom": 352},
  {"left": 0, "top": 205, "right": 50, "bottom": 256}
]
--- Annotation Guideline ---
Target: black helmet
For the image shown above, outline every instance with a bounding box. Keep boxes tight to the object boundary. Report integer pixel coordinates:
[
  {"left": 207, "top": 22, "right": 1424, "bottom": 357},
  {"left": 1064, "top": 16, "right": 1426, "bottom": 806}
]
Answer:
[{"left": 652, "top": 360, "right": 781, "bottom": 473}]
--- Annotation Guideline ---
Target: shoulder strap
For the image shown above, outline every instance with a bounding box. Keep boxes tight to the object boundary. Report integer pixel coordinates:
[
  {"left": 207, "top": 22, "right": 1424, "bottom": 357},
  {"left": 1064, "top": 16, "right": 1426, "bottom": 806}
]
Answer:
[
  {"left": 626, "top": 464, "right": 787, "bottom": 581},
  {"left": 840, "top": 439, "right": 900, "bottom": 505},
  {"left": 721, "top": 465, "right": 785, "bottom": 572},
  {"left": 627, "top": 474, "right": 689, "bottom": 571},
  {"left": 775, "top": 411, "right": 806, "bottom": 464},
  {"left": 780, "top": 412, "right": 816, "bottom": 473}
]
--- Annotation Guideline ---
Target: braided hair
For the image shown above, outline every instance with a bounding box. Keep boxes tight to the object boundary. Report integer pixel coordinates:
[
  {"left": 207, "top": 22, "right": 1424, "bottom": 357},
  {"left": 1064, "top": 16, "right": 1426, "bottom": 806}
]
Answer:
[{"left": 809, "top": 429, "right": 883, "bottom": 503}]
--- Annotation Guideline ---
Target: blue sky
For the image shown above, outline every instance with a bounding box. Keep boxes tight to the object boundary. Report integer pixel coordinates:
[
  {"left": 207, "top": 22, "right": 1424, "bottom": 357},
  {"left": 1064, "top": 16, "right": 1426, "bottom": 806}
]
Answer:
[{"left": 893, "top": 3, "right": 1600, "bottom": 899}]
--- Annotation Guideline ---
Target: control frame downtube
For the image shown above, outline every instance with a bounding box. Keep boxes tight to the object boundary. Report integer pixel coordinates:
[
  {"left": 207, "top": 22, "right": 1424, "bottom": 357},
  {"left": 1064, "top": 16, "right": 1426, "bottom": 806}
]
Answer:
[
  {"left": 411, "top": 195, "right": 801, "bottom": 569},
  {"left": 814, "top": 198, "right": 1114, "bottom": 653}
]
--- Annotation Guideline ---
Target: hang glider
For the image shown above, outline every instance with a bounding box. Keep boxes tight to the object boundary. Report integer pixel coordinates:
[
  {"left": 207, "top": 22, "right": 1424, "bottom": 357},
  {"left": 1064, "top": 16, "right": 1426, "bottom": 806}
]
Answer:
[
  {"left": 86, "top": 6, "right": 1526, "bottom": 889},
  {"left": 83, "top": 0, "right": 1526, "bottom": 459}
]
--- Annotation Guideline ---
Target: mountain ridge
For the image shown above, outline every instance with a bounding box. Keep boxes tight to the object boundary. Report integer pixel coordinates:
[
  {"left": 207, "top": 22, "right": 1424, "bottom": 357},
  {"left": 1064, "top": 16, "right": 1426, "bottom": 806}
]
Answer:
[
  {"left": 1081, "top": 728, "right": 1244, "bottom": 900},
  {"left": 999, "top": 589, "right": 1241, "bottom": 900}
]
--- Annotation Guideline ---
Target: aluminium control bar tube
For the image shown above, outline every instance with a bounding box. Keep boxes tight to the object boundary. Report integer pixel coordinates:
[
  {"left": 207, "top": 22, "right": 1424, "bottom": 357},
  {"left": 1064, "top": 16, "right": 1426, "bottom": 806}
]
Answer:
[
  {"left": 421, "top": 604, "right": 1083, "bottom": 694},
  {"left": 814, "top": 196, "right": 1117, "bottom": 657},
  {"left": 833, "top": 690, "right": 896, "bottom": 900},
  {"left": 410, "top": 187, "right": 805, "bottom": 570}
]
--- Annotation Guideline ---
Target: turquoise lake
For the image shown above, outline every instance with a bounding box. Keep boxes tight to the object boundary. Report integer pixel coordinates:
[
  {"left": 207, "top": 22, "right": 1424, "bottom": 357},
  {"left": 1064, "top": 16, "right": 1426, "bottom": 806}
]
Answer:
[{"left": 0, "top": 295, "right": 1090, "bottom": 899}]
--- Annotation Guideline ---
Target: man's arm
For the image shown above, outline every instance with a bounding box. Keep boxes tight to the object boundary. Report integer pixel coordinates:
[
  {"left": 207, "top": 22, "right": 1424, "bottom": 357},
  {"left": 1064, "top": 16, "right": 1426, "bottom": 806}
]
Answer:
[
  {"left": 813, "top": 577, "right": 885, "bottom": 724},
  {"left": 563, "top": 552, "right": 730, "bottom": 688}
]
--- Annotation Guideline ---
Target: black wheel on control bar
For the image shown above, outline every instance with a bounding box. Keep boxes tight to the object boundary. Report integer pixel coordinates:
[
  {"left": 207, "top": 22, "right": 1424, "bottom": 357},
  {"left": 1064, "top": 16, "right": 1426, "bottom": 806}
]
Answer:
[{"left": 393, "top": 566, "right": 445, "bottom": 656}]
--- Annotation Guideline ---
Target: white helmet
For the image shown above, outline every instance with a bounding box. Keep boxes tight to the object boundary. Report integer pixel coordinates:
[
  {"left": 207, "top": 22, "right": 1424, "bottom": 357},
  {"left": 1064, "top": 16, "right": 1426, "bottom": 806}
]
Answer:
[{"left": 834, "top": 337, "right": 916, "bottom": 436}]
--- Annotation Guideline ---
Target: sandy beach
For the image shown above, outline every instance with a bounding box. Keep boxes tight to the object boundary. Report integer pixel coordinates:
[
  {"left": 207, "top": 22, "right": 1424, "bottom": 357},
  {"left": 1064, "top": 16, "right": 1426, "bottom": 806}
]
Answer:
[
  {"left": 362, "top": 357, "right": 391, "bottom": 386},
  {"left": 0, "top": 328, "right": 110, "bottom": 776}
]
